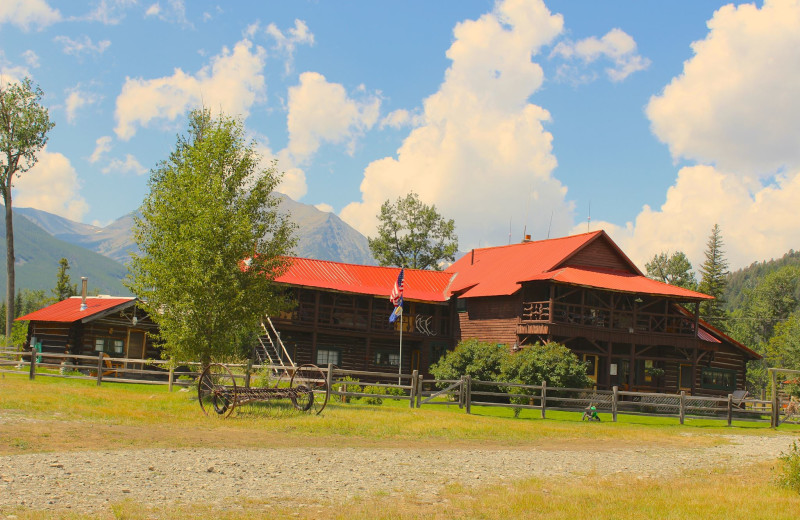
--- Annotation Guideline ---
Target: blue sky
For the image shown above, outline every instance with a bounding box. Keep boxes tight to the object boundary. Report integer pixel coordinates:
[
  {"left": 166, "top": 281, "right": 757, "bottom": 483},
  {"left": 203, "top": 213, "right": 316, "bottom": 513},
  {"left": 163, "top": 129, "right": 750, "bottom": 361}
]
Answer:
[{"left": 2, "top": 0, "right": 799, "bottom": 271}]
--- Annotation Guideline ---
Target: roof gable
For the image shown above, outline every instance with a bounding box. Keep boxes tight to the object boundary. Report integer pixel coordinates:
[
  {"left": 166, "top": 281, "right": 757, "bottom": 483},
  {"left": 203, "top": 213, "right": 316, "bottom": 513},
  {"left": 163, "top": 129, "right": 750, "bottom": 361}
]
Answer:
[{"left": 557, "top": 231, "right": 642, "bottom": 275}]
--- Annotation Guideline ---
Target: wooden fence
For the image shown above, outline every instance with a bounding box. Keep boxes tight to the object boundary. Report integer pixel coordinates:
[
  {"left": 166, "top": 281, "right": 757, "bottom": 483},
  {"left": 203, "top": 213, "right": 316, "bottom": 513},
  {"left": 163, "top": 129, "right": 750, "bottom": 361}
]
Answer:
[{"left": 3, "top": 348, "right": 796, "bottom": 427}]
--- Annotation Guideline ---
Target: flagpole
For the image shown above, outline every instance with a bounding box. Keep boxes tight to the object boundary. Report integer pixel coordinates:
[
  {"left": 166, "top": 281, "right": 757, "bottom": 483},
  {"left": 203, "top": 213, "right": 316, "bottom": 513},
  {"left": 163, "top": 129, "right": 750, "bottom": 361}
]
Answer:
[{"left": 398, "top": 306, "right": 403, "bottom": 385}]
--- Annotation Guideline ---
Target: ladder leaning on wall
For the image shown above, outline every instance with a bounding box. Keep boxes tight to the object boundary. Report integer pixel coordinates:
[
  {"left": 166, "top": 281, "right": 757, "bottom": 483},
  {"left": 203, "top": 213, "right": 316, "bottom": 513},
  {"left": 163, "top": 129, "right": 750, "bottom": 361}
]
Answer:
[{"left": 255, "top": 317, "right": 295, "bottom": 370}]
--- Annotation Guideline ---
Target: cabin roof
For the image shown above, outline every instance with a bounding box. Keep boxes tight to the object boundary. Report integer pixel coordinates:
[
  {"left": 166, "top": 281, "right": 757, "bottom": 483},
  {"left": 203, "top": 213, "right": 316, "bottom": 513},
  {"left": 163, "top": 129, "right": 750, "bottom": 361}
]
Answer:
[
  {"left": 447, "top": 230, "right": 711, "bottom": 301},
  {"left": 15, "top": 296, "right": 136, "bottom": 323},
  {"left": 274, "top": 257, "right": 455, "bottom": 302}
]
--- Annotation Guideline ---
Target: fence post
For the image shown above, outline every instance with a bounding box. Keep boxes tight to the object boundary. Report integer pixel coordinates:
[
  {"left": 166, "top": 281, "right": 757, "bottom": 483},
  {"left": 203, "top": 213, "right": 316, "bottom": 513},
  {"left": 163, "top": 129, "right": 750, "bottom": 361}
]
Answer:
[
  {"left": 541, "top": 380, "right": 547, "bottom": 419},
  {"left": 168, "top": 363, "right": 175, "bottom": 392},
  {"left": 416, "top": 375, "right": 423, "bottom": 408},
  {"left": 727, "top": 394, "right": 733, "bottom": 427},
  {"left": 326, "top": 363, "right": 334, "bottom": 398},
  {"left": 679, "top": 390, "right": 685, "bottom": 425},
  {"left": 465, "top": 375, "right": 472, "bottom": 414},
  {"left": 29, "top": 347, "right": 36, "bottom": 380},
  {"left": 96, "top": 352, "right": 104, "bottom": 386},
  {"left": 458, "top": 376, "right": 465, "bottom": 409},
  {"left": 771, "top": 369, "right": 779, "bottom": 428},
  {"left": 410, "top": 370, "right": 418, "bottom": 408},
  {"left": 612, "top": 386, "right": 619, "bottom": 422}
]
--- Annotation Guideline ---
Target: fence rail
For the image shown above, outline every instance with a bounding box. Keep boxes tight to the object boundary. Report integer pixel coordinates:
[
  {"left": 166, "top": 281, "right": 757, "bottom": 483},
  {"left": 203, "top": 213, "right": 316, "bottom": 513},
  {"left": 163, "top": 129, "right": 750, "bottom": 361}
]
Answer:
[{"left": 2, "top": 347, "right": 795, "bottom": 427}]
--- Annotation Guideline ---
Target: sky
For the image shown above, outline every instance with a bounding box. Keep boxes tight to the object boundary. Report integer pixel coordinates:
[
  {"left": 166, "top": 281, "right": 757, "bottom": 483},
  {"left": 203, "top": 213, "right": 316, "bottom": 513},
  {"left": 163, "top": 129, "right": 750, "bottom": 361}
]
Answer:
[{"left": 1, "top": 0, "right": 799, "bottom": 273}]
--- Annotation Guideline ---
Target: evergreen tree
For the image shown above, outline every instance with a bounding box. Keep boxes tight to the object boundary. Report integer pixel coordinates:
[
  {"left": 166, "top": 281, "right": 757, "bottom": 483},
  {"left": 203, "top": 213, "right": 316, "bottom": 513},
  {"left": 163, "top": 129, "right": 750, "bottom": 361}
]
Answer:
[
  {"left": 698, "top": 224, "right": 729, "bottom": 330},
  {"left": 52, "top": 257, "right": 77, "bottom": 301}
]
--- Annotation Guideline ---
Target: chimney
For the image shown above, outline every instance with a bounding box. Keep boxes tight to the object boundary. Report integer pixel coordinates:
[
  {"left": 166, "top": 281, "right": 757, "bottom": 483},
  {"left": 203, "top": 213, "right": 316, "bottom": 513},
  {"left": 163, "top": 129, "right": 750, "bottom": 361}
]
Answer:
[
  {"left": 80, "top": 277, "right": 88, "bottom": 311},
  {"left": 522, "top": 234, "right": 532, "bottom": 242}
]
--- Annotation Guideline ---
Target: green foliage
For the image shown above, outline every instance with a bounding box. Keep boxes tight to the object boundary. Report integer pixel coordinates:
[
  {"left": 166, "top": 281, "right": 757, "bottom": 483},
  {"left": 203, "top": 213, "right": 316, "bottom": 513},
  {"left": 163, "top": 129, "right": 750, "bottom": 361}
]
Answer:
[
  {"left": 645, "top": 251, "right": 698, "bottom": 290},
  {"left": 776, "top": 440, "right": 800, "bottom": 494},
  {"left": 766, "top": 312, "right": 800, "bottom": 371},
  {"left": 0, "top": 288, "right": 49, "bottom": 336},
  {"left": 368, "top": 191, "right": 458, "bottom": 270},
  {"left": 51, "top": 257, "right": 77, "bottom": 301},
  {"left": 500, "top": 342, "right": 592, "bottom": 390},
  {"left": 0, "top": 77, "right": 55, "bottom": 339},
  {"left": 334, "top": 376, "right": 363, "bottom": 403},
  {"left": 726, "top": 249, "right": 800, "bottom": 311},
  {"left": 699, "top": 224, "right": 730, "bottom": 330},
  {"left": 127, "top": 109, "right": 296, "bottom": 365},
  {"left": 429, "top": 339, "right": 506, "bottom": 384}
]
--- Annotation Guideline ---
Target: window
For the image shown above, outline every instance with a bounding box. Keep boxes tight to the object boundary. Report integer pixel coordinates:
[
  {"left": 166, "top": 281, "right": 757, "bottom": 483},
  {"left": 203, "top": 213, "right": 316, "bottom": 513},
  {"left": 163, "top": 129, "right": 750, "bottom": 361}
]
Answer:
[
  {"left": 456, "top": 298, "right": 467, "bottom": 313},
  {"left": 374, "top": 351, "right": 400, "bottom": 366},
  {"left": 94, "top": 338, "right": 124, "bottom": 355},
  {"left": 701, "top": 368, "right": 737, "bottom": 391},
  {"left": 316, "top": 348, "right": 340, "bottom": 366},
  {"left": 583, "top": 354, "right": 598, "bottom": 382}
]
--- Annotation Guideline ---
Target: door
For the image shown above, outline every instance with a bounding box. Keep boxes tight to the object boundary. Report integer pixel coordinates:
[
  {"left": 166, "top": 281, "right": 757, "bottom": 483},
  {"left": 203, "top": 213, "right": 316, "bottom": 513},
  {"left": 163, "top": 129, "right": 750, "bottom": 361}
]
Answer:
[
  {"left": 126, "top": 330, "right": 147, "bottom": 372},
  {"left": 411, "top": 349, "right": 420, "bottom": 373}
]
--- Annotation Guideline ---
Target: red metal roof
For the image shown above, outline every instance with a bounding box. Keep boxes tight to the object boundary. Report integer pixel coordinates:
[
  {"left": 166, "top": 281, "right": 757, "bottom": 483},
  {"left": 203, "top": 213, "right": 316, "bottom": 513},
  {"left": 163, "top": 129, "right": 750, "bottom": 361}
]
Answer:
[
  {"left": 447, "top": 232, "right": 604, "bottom": 297},
  {"left": 16, "top": 297, "right": 135, "bottom": 323},
  {"left": 447, "top": 231, "right": 712, "bottom": 301},
  {"left": 528, "top": 266, "right": 713, "bottom": 300},
  {"left": 274, "top": 257, "right": 454, "bottom": 302}
]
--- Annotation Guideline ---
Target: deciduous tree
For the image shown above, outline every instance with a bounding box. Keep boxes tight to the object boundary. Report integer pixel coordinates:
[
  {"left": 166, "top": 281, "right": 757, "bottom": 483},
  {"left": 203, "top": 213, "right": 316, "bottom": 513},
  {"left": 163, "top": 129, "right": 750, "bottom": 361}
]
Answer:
[
  {"left": 645, "top": 251, "right": 698, "bottom": 290},
  {"left": 0, "top": 78, "right": 55, "bottom": 341},
  {"left": 368, "top": 192, "right": 458, "bottom": 270},
  {"left": 127, "top": 109, "right": 296, "bottom": 365}
]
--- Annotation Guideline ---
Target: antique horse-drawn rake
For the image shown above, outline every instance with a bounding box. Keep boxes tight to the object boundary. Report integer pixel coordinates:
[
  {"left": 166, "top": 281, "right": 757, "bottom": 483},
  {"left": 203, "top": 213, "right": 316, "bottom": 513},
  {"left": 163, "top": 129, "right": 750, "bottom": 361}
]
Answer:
[{"left": 198, "top": 363, "right": 329, "bottom": 418}]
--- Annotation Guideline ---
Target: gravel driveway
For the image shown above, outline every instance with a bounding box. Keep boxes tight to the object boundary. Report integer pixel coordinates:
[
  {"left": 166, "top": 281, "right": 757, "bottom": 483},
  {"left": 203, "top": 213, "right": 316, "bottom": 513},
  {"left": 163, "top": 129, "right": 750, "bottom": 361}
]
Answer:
[{"left": 0, "top": 433, "right": 796, "bottom": 514}]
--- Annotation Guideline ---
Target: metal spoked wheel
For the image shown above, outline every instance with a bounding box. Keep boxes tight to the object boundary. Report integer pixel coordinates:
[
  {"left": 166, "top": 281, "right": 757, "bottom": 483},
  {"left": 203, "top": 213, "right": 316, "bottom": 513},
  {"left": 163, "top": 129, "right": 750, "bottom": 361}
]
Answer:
[
  {"left": 290, "top": 364, "right": 329, "bottom": 415},
  {"left": 198, "top": 363, "right": 237, "bottom": 418}
]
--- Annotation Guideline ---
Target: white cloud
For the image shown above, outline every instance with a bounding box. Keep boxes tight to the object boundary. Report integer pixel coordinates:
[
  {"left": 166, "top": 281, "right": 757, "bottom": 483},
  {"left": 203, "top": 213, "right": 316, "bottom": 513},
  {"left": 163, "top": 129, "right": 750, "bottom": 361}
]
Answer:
[
  {"left": 85, "top": 0, "right": 136, "bottom": 25},
  {"left": 265, "top": 19, "right": 314, "bottom": 74},
  {"left": 0, "top": 54, "right": 31, "bottom": 84},
  {"left": 314, "top": 203, "right": 334, "bottom": 213},
  {"left": 379, "top": 109, "right": 424, "bottom": 130},
  {"left": 551, "top": 28, "right": 650, "bottom": 82},
  {"left": 89, "top": 136, "right": 112, "bottom": 163},
  {"left": 54, "top": 35, "right": 112, "bottom": 57},
  {"left": 593, "top": 165, "right": 800, "bottom": 272},
  {"left": 286, "top": 72, "right": 380, "bottom": 163},
  {"left": 144, "top": 0, "right": 191, "bottom": 27},
  {"left": 114, "top": 39, "right": 267, "bottom": 140},
  {"left": 13, "top": 147, "right": 88, "bottom": 221},
  {"left": 64, "top": 88, "right": 98, "bottom": 124},
  {"left": 254, "top": 143, "right": 308, "bottom": 201},
  {"left": 647, "top": 0, "right": 800, "bottom": 176},
  {"left": 340, "top": 0, "right": 571, "bottom": 248},
  {"left": 102, "top": 154, "right": 148, "bottom": 175},
  {"left": 22, "top": 50, "right": 40, "bottom": 68},
  {"left": 0, "top": 0, "right": 60, "bottom": 30}
]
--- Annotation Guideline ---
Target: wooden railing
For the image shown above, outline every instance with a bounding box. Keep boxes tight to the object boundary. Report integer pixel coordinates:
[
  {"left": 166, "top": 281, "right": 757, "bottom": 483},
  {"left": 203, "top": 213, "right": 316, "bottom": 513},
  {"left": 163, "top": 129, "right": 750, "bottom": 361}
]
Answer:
[{"left": 521, "top": 300, "right": 696, "bottom": 336}]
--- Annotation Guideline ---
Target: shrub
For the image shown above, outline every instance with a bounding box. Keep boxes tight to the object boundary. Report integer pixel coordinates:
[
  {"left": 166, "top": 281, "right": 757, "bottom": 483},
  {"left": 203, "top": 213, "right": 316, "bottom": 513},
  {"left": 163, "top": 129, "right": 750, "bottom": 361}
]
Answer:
[
  {"left": 429, "top": 339, "right": 506, "bottom": 384},
  {"left": 335, "top": 376, "right": 362, "bottom": 403},
  {"left": 776, "top": 440, "right": 800, "bottom": 494},
  {"left": 500, "top": 342, "right": 592, "bottom": 390}
]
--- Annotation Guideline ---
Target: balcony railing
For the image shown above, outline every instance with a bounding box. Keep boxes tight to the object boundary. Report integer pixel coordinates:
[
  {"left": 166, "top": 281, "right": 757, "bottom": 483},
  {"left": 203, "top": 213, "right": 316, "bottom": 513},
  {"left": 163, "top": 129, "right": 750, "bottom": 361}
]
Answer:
[{"left": 521, "top": 300, "right": 696, "bottom": 336}]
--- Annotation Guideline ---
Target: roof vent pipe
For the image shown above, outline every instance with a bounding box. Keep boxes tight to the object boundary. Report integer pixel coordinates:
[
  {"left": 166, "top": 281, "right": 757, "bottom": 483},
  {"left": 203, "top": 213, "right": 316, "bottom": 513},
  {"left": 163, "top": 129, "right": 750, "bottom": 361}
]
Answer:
[
  {"left": 471, "top": 249, "right": 474, "bottom": 265},
  {"left": 80, "top": 277, "right": 88, "bottom": 311}
]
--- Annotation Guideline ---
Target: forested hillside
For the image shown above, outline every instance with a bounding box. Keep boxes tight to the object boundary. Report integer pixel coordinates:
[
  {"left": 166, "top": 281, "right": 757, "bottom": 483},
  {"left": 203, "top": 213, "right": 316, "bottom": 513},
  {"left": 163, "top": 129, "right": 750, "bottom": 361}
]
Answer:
[{"left": 723, "top": 250, "right": 800, "bottom": 393}]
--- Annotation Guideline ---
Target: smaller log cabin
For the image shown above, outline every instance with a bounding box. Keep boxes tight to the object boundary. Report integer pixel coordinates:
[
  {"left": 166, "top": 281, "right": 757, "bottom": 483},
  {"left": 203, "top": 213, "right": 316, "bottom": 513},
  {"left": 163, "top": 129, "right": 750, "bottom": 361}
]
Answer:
[
  {"left": 17, "top": 295, "right": 159, "bottom": 368},
  {"left": 270, "top": 258, "right": 456, "bottom": 376}
]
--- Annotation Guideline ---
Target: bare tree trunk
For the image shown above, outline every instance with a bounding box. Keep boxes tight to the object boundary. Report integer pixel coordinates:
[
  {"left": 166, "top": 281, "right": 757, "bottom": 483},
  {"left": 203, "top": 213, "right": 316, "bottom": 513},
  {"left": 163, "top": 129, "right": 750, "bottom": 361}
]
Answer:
[{"left": 5, "top": 193, "right": 14, "bottom": 345}]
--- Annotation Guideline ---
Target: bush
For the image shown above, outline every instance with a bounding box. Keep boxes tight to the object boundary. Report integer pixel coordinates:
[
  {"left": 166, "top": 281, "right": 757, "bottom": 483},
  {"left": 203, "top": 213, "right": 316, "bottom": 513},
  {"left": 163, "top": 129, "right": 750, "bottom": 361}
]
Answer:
[
  {"left": 429, "top": 339, "right": 506, "bottom": 384},
  {"left": 335, "top": 376, "right": 362, "bottom": 403},
  {"left": 500, "top": 342, "right": 592, "bottom": 390},
  {"left": 776, "top": 440, "right": 800, "bottom": 493}
]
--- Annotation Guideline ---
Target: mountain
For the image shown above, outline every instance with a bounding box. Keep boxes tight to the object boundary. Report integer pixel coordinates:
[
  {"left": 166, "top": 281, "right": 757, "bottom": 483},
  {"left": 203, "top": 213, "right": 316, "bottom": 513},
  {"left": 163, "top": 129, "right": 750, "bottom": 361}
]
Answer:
[
  {"left": 15, "top": 193, "right": 375, "bottom": 277},
  {"left": 16, "top": 207, "right": 137, "bottom": 265},
  {"left": 2, "top": 209, "right": 129, "bottom": 297},
  {"left": 277, "top": 194, "right": 375, "bottom": 265}
]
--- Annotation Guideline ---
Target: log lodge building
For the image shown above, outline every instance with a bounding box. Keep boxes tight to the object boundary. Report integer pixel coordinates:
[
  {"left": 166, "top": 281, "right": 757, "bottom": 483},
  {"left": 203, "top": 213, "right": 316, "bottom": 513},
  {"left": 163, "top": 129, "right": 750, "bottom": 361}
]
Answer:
[{"left": 19, "top": 230, "right": 759, "bottom": 396}]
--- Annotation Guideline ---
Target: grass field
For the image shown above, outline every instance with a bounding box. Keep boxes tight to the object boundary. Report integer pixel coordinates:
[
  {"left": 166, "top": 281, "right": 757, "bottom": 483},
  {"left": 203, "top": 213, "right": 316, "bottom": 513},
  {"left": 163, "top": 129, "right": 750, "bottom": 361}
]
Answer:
[{"left": 2, "top": 372, "right": 800, "bottom": 519}]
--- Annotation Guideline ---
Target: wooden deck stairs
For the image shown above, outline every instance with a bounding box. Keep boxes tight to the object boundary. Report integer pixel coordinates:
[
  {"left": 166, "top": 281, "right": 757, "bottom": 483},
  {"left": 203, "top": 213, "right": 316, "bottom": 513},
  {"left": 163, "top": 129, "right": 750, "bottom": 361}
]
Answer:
[{"left": 256, "top": 317, "right": 295, "bottom": 370}]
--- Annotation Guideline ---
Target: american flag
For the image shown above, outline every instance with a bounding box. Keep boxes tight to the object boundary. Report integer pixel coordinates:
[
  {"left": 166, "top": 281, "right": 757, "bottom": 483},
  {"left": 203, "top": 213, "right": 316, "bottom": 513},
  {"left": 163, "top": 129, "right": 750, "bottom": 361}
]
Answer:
[{"left": 389, "top": 268, "right": 404, "bottom": 313}]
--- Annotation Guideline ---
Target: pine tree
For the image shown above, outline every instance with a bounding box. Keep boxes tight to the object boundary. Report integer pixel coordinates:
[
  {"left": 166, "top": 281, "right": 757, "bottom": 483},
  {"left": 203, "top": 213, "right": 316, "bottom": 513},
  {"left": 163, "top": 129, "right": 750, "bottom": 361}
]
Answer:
[
  {"left": 698, "top": 224, "right": 729, "bottom": 330},
  {"left": 52, "top": 257, "right": 77, "bottom": 301}
]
